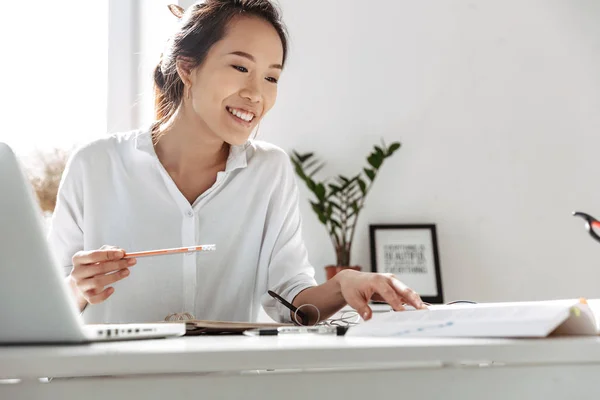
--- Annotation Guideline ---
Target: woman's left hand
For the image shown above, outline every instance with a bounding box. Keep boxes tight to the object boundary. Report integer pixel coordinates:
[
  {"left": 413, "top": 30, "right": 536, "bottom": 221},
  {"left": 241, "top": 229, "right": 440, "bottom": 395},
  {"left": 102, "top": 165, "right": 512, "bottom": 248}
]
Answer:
[{"left": 335, "top": 269, "right": 427, "bottom": 320}]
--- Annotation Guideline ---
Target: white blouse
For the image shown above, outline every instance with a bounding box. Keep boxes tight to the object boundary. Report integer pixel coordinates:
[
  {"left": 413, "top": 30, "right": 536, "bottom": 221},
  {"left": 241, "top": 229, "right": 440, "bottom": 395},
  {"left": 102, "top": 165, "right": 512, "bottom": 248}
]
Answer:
[{"left": 47, "top": 128, "right": 317, "bottom": 324}]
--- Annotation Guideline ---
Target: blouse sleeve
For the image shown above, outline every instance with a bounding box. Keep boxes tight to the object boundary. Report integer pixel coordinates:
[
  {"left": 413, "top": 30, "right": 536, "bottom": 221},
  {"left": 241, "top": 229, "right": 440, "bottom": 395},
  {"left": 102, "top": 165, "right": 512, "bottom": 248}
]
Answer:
[
  {"left": 47, "top": 150, "right": 85, "bottom": 277},
  {"left": 260, "top": 150, "right": 318, "bottom": 323}
]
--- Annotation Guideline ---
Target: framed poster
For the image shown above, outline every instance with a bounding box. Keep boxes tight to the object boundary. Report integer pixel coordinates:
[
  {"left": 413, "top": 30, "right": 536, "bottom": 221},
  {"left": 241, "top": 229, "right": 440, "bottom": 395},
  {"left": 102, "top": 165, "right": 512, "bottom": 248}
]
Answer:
[{"left": 369, "top": 224, "right": 443, "bottom": 304}]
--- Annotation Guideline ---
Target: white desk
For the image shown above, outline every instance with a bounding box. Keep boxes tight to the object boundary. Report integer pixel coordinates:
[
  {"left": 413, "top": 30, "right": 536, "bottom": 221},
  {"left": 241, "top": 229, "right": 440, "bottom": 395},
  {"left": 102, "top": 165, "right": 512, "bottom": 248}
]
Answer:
[{"left": 2, "top": 335, "right": 600, "bottom": 399}]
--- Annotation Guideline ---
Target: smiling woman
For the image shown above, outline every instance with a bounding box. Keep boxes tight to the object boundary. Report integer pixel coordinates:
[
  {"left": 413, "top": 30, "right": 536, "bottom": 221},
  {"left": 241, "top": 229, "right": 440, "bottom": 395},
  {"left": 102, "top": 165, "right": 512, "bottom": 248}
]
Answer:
[{"left": 48, "top": 0, "right": 425, "bottom": 327}]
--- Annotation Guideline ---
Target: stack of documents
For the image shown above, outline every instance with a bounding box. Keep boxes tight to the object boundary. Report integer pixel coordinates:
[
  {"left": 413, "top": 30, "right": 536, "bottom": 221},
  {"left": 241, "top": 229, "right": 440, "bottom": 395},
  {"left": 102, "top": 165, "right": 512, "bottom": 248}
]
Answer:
[{"left": 346, "top": 299, "right": 600, "bottom": 338}]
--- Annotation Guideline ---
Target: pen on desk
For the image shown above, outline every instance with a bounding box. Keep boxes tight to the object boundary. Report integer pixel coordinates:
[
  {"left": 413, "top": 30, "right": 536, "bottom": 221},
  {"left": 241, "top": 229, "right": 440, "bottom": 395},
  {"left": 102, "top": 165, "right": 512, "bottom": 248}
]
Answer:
[
  {"left": 123, "top": 244, "right": 216, "bottom": 259},
  {"left": 243, "top": 326, "right": 348, "bottom": 337}
]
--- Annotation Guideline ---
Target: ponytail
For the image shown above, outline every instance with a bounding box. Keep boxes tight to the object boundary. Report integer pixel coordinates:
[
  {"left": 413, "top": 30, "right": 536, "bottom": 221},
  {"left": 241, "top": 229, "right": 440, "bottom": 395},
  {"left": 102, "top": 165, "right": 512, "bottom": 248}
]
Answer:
[
  {"left": 153, "top": 61, "right": 169, "bottom": 121},
  {"left": 152, "top": 58, "right": 183, "bottom": 142}
]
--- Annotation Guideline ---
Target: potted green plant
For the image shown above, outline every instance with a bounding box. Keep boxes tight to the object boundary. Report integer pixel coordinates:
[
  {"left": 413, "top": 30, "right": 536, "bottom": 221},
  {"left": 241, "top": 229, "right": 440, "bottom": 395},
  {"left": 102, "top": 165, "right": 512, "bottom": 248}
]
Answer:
[{"left": 290, "top": 140, "right": 401, "bottom": 280}]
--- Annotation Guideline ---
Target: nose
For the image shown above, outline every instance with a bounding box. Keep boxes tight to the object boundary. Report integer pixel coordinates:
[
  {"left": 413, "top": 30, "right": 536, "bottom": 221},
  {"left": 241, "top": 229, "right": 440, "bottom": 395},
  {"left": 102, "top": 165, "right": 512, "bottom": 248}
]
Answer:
[{"left": 239, "top": 75, "right": 261, "bottom": 103}]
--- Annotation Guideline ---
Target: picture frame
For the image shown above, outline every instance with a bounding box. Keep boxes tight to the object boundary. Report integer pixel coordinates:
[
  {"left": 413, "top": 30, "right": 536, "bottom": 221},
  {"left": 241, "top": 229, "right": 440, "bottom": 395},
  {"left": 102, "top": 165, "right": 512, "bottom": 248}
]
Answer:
[{"left": 369, "top": 224, "right": 443, "bottom": 304}]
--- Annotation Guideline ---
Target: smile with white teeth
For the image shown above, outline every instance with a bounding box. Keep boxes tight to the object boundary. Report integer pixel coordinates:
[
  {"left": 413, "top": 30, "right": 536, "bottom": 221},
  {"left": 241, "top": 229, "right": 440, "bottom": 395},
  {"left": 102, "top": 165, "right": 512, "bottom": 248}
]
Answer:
[{"left": 227, "top": 106, "right": 255, "bottom": 123}]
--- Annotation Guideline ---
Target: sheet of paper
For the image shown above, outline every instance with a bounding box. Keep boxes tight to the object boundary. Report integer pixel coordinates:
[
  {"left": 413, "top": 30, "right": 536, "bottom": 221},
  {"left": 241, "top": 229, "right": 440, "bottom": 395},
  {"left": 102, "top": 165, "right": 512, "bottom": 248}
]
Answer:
[
  {"left": 585, "top": 299, "right": 600, "bottom": 332},
  {"left": 347, "top": 300, "right": 596, "bottom": 338}
]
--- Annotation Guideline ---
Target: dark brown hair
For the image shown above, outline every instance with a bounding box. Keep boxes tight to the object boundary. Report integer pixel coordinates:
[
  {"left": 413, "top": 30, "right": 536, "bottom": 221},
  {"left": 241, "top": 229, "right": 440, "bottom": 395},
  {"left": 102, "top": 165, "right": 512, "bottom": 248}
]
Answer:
[{"left": 152, "top": 0, "right": 288, "bottom": 140}]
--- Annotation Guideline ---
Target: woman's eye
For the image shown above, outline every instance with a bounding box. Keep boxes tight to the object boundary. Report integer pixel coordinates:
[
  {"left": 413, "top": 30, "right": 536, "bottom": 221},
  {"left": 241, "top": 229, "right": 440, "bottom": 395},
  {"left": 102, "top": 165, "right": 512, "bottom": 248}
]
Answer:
[
  {"left": 232, "top": 65, "right": 248, "bottom": 73},
  {"left": 266, "top": 77, "right": 278, "bottom": 84}
]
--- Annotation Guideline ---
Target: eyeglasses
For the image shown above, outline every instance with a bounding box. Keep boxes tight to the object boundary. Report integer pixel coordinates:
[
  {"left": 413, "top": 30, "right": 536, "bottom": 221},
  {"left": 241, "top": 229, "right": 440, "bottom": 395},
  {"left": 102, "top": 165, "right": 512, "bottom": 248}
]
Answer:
[
  {"left": 164, "top": 312, "right": 195, "bottom": 321},
  {"left": 267, "top": 290, "right": 309, "bottom": 325},
  {"left": 269, "top": 289, "right": 479, "bottom": 327}
]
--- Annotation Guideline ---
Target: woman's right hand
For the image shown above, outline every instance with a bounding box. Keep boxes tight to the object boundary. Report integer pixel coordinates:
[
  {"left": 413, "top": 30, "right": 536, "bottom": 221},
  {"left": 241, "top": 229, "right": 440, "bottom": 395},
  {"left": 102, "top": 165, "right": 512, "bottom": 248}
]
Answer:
[{"left": 67, "top": 246, "right": 136, "bottom": 311}]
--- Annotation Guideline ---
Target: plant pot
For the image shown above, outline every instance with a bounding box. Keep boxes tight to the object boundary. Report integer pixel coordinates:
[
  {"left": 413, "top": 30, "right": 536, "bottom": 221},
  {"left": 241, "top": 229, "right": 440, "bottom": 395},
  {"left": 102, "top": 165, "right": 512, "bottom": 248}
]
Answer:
[{"left": 325, "top": 265, "right": 361, "bottom": 280}]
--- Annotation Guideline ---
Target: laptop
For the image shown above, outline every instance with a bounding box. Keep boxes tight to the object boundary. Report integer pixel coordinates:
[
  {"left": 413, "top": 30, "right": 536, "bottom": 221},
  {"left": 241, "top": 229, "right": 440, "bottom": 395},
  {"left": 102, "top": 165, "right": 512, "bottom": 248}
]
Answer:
[{"left": 0, "top": 142, "right": 185, "bottom": 344}]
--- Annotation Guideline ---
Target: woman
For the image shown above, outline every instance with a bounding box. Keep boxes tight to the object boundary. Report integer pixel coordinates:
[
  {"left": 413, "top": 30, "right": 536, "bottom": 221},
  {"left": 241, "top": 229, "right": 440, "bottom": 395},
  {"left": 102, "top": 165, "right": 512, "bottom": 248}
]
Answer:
[{"left": 49, "top": 0, "right": 426, "bottom": 325}]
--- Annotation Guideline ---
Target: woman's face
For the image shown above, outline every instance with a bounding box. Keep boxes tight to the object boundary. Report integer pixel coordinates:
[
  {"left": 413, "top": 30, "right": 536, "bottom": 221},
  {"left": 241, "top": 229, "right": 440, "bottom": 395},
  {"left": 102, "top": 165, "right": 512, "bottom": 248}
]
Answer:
[{"left": 185, "top": 16, "right": 284, "bottom": 145}]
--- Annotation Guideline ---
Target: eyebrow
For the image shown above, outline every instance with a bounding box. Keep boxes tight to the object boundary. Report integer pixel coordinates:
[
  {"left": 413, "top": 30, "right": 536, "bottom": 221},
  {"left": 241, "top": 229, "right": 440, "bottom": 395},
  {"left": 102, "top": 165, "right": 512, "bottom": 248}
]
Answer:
[{"left": 228, "top": 51, "right": 283, "bottom": 70}]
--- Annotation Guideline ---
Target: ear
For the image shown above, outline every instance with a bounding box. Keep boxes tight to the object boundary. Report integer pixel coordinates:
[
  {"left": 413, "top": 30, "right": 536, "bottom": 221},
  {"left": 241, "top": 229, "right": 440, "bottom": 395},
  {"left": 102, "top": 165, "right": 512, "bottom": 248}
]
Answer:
[
  {"left": 167, "top": 4, "right": 185, "bottom": 19},
  {"left": 175, "top": 57, "right": 196, "bottom": 86}
]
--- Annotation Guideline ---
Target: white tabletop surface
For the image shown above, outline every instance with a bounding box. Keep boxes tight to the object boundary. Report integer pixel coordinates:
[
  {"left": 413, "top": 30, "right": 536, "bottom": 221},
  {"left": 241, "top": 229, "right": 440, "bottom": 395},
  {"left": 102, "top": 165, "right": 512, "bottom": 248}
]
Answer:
[{"left": 3, "top": 335, "right": 600, "bottom": 379}]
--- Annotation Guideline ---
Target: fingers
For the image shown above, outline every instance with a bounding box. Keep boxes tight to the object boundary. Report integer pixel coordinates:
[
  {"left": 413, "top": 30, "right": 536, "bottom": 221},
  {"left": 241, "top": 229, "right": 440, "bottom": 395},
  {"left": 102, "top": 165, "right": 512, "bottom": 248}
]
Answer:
[
  {"left": 369, "top": 275, "right": 426, "bottom": 311},
  {"left": 344, "top": 291, "right": 373, "bottom": 321},
  {"left": 86, "top": 287, "right": 115, "bottom": 305},
  {"left": 340, "top": 273, "right": 427, "bottom": 320},
  {"left": 78, "top": 268, "right": 131, "bottom": 292},
  {"left": 73, "top": 248, "right": 125, "bottom": 266},
  {"left": 69, "top": 246, "right": 133, "bottom": 308},
  {"left": 389, "top": 278, "right": 426, "bottom": 310},
  {"left": 373, "top": 278, "right": 406, "bottom": 312},
  {"left": 71, "top": 258, "right": 135, "bottom": 280}
]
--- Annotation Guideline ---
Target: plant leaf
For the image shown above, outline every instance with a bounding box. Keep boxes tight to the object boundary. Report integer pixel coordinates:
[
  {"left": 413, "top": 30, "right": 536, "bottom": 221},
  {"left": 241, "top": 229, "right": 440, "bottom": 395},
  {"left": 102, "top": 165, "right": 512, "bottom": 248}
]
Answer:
[
  {"left": 329, "top": 218, "right": 342, "bottom": 229},
  {"left": 374, "top": 146, "right": 385, "bottom": 157},
  {"left": 296, "top": 152, "right": 314, "bottom": 163},
  {"left": 304, "top": 159, "right": 319, "bottom": 170},
  {"left": 337, "top": 175, "right": 350, "bottom": 184},
  {"left": 387, "top": 142, "right": 401, "bottom": 156},
  {"left": 302, "top": 158, "right": 325, "bottom": 177},
  {"left": 351, "top": 200, "right": 359, "bottom": 214},
  {"left": 315, "top": 183, "right": 326, "bottom": 201},
  {"left": 310, "top": 201, "right": 327, "bottom": 225},
  {"left": 336, "top": 176, "right": 355, "bottom": 192},
  {"left": 348, "top": 195, "right": 361, "bottom": 209},
  {"left": 367, "top": 154, "right": 383, "bottom": 169},
  {"left": 364, "top": 168, "right": 376, "bottom": 181},
  {"left": 292, "top": 163, "right": 308, "bottom": 182},
  {"left": 308, "top": 163, "right": 325, "bottom": 177},
  {"left": 329, "top": 200, "right": 342, "bottom": 212},
  {"left": 357, "top": 178, "right": 367, "bottom": 195},
  {"left": 328, "top": 183, "right": 342, "bottom": 194},
  {"left": 347, "top": 185, "right": 360, "bottom": 200},
  {"left": 318, "top": 213, "right": 328, "bottom": 224},
  {"left": 348, "top": 208, "right": 362, "bottom": 219},
  {"left": 310, "top": 200, "right": 324, "bottom": 213}
]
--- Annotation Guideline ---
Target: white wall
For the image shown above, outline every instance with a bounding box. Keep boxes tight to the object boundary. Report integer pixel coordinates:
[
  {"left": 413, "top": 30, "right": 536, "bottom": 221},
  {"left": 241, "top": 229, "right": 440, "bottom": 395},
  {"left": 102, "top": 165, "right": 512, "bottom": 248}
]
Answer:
[{"left": 255, "top": 0, "right": 600, "bottom": 302}]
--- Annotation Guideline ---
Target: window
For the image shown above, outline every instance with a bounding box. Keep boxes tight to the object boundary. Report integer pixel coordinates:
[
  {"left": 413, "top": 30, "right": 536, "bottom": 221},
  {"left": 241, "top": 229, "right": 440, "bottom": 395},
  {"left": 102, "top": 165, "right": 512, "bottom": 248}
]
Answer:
[
  {"left": 1, "top": 1, "right": 181, "bottom": 217},
  {"left": 1, "top": 1, "right": 108, "bottom": 160},
  {"left": 108, "top": 0, "right": 179, "bottom": 133}
]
